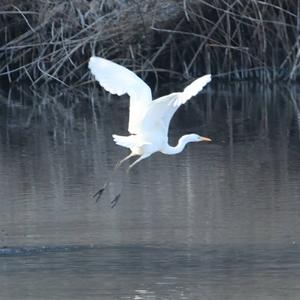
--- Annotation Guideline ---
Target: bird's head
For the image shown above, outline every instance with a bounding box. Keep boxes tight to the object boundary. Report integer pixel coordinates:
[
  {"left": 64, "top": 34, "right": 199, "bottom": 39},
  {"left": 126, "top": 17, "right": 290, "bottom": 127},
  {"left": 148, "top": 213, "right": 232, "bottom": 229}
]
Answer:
[{"left": 188, "top": 133, "right": 212, "bottom": 143}]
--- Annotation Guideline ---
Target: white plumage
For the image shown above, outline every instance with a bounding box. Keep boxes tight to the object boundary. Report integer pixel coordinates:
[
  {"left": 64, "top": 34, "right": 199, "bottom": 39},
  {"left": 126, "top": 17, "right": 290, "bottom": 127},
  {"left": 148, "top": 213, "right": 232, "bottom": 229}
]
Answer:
[
  {"left": 89, "top": 56, "right": 212, "bottom": 204},
  {"left": 89, "top": 56, "right": 152, "bottom": 134},
  {"left": 89, "top": 56, "right": 211, "bottom": 165}
]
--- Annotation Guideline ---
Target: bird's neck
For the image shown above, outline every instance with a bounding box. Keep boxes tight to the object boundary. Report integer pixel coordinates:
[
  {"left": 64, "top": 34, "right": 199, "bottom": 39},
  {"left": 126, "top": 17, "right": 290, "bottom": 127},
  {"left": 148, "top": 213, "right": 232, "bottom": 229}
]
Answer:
[{"left": 162, "top": 135, "right": 196, "bottom": 155}]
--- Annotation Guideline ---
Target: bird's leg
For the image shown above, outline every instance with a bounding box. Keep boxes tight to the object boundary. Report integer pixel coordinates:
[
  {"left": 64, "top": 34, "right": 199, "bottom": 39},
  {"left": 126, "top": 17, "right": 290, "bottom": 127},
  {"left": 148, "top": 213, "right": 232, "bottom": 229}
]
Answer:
[
  {"left": 110, "top": 154, "right": 152, "bottom": 208},
  {"left": 93, "top": 153, "right": 136, "bottom": 203},
  {"left": 110, "top": 166, "right": 131, "bottom": 208},
  {"left": 111, "top": 193, "right": 121, "bottom": 208},
  {"left": 126, "top": 153, "right": 151, "bottom": 172},
  {"left": 110, "top": 165, "right": 130, "bottom": 208}
]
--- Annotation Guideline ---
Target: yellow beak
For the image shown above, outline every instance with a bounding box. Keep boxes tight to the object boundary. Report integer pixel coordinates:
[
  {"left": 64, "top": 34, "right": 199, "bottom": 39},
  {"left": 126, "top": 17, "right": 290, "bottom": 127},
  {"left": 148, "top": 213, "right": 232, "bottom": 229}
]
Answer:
[{"left": 201, "top": 137, "right": 212, "bottom": 142}]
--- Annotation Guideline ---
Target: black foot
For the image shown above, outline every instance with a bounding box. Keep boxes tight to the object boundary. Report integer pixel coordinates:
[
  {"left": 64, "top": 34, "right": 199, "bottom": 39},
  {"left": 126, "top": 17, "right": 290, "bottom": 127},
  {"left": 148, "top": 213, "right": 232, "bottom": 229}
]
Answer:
[
  {"left": 93, "top": 187, "right": 105, "bottom": 203},
  {"left": 111, "top": 194, "right": 121, "bottom": 208}
]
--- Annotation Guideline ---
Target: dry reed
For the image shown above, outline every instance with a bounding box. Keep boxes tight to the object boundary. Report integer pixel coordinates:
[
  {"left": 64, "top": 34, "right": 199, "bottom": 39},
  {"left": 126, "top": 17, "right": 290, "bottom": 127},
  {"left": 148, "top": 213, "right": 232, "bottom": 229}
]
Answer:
[{"left": 0, "top": 0, "right": 299, "bottom": 85}]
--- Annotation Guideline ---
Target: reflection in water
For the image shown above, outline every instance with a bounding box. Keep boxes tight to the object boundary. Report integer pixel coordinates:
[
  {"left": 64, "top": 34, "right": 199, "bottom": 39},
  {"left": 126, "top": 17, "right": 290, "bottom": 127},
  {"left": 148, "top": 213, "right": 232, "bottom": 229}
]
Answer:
[{"left": 0, "top": 83, "right": 300, "bottom": 299}]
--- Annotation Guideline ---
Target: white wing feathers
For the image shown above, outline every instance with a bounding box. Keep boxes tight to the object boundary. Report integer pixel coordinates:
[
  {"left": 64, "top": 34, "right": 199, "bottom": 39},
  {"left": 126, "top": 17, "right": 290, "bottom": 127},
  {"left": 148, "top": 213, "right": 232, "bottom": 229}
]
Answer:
[
  {"left": 89, "top": 56, "right": 211, "bottom": 137},
  {"left": 140, "top": 74, "right": 211, "bottom": 134},
  {"left": 89, "top": 56, "right": 152, "bottom": 134},
  {"left": 174, "top": 74, "right": 212, "bottom": 106}
]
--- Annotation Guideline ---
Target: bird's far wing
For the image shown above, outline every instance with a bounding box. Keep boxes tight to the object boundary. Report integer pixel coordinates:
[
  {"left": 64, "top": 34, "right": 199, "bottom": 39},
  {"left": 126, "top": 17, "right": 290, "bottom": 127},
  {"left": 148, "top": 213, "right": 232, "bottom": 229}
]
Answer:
[
  {"left": 89, "top": 56, "right": 152, "bottom": 134},
  {"left": 175, "top": 74, "right": 211, "bottom": 105},
  {"left": 140, "top": 74, "right": 211, "bottom": 135}
]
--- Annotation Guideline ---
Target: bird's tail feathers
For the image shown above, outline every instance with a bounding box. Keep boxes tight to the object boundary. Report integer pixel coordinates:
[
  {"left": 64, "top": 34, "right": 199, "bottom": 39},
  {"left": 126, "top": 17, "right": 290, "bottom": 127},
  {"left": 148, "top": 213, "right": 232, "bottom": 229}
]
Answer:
[{"left": 112, "top": 134, "right": 148, "bottom": 149}]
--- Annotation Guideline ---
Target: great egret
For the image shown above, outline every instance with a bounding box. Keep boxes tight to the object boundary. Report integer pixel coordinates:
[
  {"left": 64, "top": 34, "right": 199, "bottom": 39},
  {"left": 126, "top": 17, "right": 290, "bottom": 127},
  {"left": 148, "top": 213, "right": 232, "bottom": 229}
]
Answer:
[{"left": 89, "top": 56, "right": 212, "bottom": 205}]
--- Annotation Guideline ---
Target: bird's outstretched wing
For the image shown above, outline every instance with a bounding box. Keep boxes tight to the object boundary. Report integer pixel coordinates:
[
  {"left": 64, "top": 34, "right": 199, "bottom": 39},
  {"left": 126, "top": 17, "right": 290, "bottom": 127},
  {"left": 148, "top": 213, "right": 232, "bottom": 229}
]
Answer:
[
  {"left": 89, "top": 56, "right": 152, "bottom": 134},
  {"left": 140, "top": 75, "right": 211, "bottom": 135}
]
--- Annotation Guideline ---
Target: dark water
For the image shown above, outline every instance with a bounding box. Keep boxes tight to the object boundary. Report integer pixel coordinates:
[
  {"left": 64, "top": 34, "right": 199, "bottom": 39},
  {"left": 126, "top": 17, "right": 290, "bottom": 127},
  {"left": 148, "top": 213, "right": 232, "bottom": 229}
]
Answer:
[{"left": 0, "top": 83, "right": 300, "bottom": 299}]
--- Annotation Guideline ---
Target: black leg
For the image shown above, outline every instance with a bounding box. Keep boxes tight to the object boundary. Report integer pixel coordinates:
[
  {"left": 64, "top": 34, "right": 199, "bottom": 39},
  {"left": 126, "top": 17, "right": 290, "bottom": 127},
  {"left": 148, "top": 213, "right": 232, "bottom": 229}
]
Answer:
[
  {"left": 93, "top": 186, "right": 106, "bottom": 203},
  {"left": 111, "top": 194, "right": 121, "bottom": 208},
  {"left": 93, "top": 153, "right": 136, "bottom": 203}
]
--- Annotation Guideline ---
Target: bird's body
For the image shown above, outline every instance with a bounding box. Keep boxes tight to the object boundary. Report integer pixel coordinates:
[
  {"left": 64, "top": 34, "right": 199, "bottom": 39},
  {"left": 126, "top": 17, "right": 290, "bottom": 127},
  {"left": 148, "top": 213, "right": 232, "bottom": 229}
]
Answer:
[
  {"left": 89, "top": 56, "right": 212, "bottom": 204},
  {"left": 89, "top": 56, "right": 212, "bottom": 169}
]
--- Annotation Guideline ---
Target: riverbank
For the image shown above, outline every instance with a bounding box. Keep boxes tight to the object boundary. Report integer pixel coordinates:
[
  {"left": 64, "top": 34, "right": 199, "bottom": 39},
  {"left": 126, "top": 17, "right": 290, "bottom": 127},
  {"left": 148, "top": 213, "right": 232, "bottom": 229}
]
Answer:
[{"left": 0, "top": 1, "right": 299, "bottom": 85}]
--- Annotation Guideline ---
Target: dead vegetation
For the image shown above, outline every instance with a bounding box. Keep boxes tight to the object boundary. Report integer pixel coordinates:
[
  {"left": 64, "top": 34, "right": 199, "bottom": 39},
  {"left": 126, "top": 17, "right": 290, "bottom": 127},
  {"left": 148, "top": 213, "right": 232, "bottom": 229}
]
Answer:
[{"left": 0, "top": 0, "right": 299, "bottom": 85}]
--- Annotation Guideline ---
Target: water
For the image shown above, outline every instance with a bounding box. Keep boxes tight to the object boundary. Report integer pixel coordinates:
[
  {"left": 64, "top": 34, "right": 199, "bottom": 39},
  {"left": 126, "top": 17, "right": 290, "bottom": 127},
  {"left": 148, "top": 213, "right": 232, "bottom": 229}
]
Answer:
[{"left": 0, "top": 83, "right": 300, "bottom": 299}]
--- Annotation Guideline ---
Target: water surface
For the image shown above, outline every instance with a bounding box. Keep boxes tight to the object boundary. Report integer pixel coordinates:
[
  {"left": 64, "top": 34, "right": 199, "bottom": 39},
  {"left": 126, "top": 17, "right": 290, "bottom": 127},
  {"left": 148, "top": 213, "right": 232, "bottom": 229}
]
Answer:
[{"left": 0, "top": 83, "right": 300, "bottom": 299}]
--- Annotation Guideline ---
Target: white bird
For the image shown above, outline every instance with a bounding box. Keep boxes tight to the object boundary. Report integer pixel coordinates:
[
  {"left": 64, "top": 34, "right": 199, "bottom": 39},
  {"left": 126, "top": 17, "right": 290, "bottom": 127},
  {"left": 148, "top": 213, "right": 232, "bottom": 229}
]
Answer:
[{"left": 89, "top": 56, "right": 212, "bottom": 205}]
